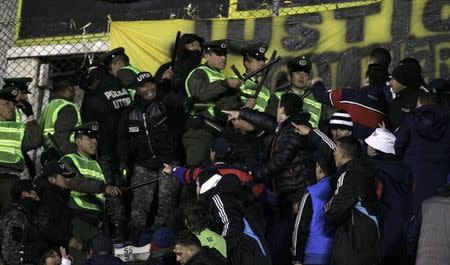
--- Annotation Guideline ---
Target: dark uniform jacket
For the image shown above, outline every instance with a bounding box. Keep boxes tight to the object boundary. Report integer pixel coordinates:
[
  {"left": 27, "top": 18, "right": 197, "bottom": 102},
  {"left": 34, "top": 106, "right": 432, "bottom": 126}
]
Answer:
[
  {"left": 239, "top": 109, "right": 315, "bottom": 206},
  {"left": 186, "top": 65, "right": 241, "bottom": 122},
  {"left": 147, "top": 249, "right": 177, "bottom": 265},
  {"left": 389, "top": 86, "right": 421, "bottom": 130},
  {"left": 0, "top": 203, "right": 47, "bottom": 264},
  {"left": 326, "top": 159, "right": 381, "bottom": 265},
  {"left": 184, "top": 247, "right": 227, "bottom": 265},
  {"left": 117, "top": 95, "right": 179, "bottom": 170}
]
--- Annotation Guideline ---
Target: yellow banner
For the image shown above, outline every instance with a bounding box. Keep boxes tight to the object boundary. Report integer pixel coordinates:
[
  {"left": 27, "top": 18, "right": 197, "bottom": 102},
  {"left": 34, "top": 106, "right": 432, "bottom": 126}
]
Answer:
[{"left": 110, "top": 0, "right": 450, "bottom": 89}]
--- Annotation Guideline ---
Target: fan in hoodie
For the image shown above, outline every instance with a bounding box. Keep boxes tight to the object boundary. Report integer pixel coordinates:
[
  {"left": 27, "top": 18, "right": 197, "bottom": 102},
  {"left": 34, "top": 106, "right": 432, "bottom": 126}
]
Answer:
[{"left": 395, "top": 92, "right": 450, "bottom": 217}]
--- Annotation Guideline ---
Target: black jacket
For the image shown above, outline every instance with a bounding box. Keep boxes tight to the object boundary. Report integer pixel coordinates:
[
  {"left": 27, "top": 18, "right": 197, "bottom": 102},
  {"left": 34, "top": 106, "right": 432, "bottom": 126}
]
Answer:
[
  {"left": 199, "top": 174, "right": 271, "bottom": 265},
  {"left": 389, "top": 86, "right": 420, "bottom": 130},
  {"left": 239, "top": 109, "right": 315, "bottom": 205},
  {"left": 326, "top": 159, "right": 381, "bottom": 265},
  {"left": 147, "top": 249, "right": 177, "bottom": 265},
  {"left": 185, "top": 247, "right": 227, "bottom": 265},
  {"left": 81, "top": 75, "right": 131, "bottom": 160},
  {"left": 117, "top": 95, "right": 180, "bottom": 170}
]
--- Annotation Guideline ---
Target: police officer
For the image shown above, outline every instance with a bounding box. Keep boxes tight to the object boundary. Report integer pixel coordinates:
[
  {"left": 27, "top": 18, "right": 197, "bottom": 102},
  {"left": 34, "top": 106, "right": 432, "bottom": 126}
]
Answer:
[
  {"left": 154, "top": 33, "right": 204, "bottom": 100},
  {"left": 0, "top": 87, "right": 42, "bottom": 210},
  {"left": 239, "top": 43, "right": 271, "bottom": 112},
  {"left": 266, "top": 56, "right": 324, "bottom": 128},
  {"left": 60, "top": 122, "right": 122, "bottom": 248},
  {"left": 117, "top": 72, "right": 179, "bottom": 242},
  {"left": 97, "top": 47, "right": 141, "bottom": 99},
  {"left": 80, "top": 65, "right": 130, "bottom": 240},
  {"left": 184, "top": 39, "right": 242, "bottom": 166},
  {"left": 40, "top": 77, "right": 81, "bottom": 155},
  {"left": 0, "top": 179, "right": 47, "bottom": 265},
  {"left": 3, "top": 77, "right": 33, "bottom": 123}
]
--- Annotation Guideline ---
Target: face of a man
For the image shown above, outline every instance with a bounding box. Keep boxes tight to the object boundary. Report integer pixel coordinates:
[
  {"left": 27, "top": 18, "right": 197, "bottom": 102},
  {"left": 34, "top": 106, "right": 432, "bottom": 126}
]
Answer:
[
  {"left": 185, "top": 41, "right": 202, "bottom": 52},
  {"left": 331, "top": 128, "right": 352, "bottom": 142},
  {"left": 18, "top": 90, "right": 29, "bottom": 102},
  {"left": 76, "top": 135, "right": 98, "bottom": 156},
  {"left": 390, "top": 78, "right": 406, "bottom": 94},
  {"left": 244, "top": 57, "right": 265, "bottom": 74},
  {"left": 109, "top": 61, "right": 123, "bottom": 76},
  {"left": 0, "top": 99, "right": 15, "bottom": 121},
  {"left": 205, "top": 52, "right": 227, "bottom": 70},
  {"left": 290, "top": 71, "right": 309, "bottom": 90},
  {"left": 137, "top": 81, "right": 157, "bottom": 100},
  {"left": 22, "top": 190, "right": 40, "bottom": 202},
  {"left": 174, "top": 244, "right": 196, "bottom": 265}
]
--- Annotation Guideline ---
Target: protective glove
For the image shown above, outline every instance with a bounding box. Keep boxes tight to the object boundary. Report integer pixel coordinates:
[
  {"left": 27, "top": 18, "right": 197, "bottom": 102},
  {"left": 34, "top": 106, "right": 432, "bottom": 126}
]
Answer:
[{"left": 17, "top": 101, "right": 34, "bottom": 117}]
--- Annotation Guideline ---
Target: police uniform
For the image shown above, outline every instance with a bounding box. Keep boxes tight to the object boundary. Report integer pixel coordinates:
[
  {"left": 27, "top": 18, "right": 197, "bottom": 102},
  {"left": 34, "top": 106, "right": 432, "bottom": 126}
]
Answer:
[
  {"left": 239, "top": 43, "right": 271, "bottom": 112},
  {"left": 266, "top": 56, "right": 324, "bottom": 128},
  {"left": 3, "top": 77, "right": 32, "bottom": 123},
  {"left": 40, "top": 77, "right": 81, "bottom": 155},
  {"left": 97, "top": 47, "right": 141, "bottom": 99},
  {"left": 117, "top": 72, "right": 179, "bottom": 241},
  {"left": 0, "top": 180, "right": 46, "bottom": 265},
  {"left": 183, "top": 39, "right": 241, "bottom": 166},
  {"left": 0, "top": 87, "right": 42, "bottom": 210},
  {"left": 59, "top": 122, "right": 107, "bottom": 246}
]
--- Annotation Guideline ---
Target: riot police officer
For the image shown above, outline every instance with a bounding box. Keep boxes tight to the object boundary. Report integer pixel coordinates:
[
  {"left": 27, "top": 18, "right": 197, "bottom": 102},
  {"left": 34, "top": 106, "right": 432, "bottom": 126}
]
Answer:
[
  {"left": 239, "top": 43, "right": 271, "bottom": 112},
  {"left": 0, "top": 87, "right": 42, "bottom": 210},
  {"left": 3, "top": 77, "right": 33, "bottom": 123},
  {"left": 183, "top": 39, "right": 242, "bottom": 166},
  {"left": 266, "top": 56, "right": 324, "bottom": 128}
]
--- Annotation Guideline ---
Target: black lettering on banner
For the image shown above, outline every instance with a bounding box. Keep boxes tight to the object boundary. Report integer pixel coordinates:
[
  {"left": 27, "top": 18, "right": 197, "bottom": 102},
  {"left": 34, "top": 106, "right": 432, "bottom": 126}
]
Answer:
[
  {"left": 253, "top": 17, "right": 273, "bottom": 44},
  {"left": 440, "top": 48, "right": 450, "bottom": 78},
  {"left": 334, "top": 3, "right": 381, "bottom": 43},
  {"left": 282, "top": 13, "right": 322, "bottom": 51},
  {"left": 423, "top": 0, "right": 450, "bottom": 32},
  {"left": 227, "top": 19, "right": 246, "bottom": 40},
  {"left": 194, "top": 20, "right": 212, "bottom": 41},
  {"left": 391, "top": 0, "right": 412, "bottom": 37}
]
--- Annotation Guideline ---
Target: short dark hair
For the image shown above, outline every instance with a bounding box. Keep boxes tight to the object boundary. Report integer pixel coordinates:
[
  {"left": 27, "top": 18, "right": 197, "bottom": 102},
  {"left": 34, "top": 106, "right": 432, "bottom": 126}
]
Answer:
[
  {"left": 335, "top": 136, "right": 363, "bottom": 160},
  {"left": 418, "top": 91, "right": 447, "bottom": 107},
  {"left": 280, "top": 93, "right": 303, "bottom": 116},
  {"left": 182, "top": 202, "right": 210, "bottom": 233},
  {"left": 314, "top": 152, "right": 336, "bottom": 176},
  {"left": 175, "top": 231, "right": 202, "bottom": 250},
  {"left": 366, "top": 64, "right": 389, "bottom": 88},
  {"left": 111, "top": 53, "right": 129, "bottom": 65},
  {"left": 369, "top": 48, "right": 391, "bottom": 69},
  {"left": 53, "top": 79, "right": 74, "bottom": 94}
]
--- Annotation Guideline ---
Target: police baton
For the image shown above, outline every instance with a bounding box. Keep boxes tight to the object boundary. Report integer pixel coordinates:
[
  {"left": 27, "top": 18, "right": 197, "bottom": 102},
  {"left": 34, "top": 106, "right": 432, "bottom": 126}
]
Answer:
[
  {"left": 242, "top": 56, "right": 281, "bottom": 82},
  {"left": 170, "top": 31, "right": 182, "bottom": 69},
  {"left": 231, "top": 65, "right": 243, "bottom": 80},
  {"left": 254, "top": 50, "right": 277, "bottom": 99},
  {"left": 120, "top": 177, "right": 165, "bottom": 192}
]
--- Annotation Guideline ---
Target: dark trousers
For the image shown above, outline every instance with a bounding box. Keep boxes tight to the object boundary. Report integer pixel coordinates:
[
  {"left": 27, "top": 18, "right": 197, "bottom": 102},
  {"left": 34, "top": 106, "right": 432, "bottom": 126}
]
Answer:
[{"left": 0, "top": 173, "right": 19, "bottom": 212}]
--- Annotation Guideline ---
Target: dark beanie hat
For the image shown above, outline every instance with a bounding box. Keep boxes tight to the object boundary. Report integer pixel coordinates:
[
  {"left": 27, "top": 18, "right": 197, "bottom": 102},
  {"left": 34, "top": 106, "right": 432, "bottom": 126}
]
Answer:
[
  {"left": 151, "top": 228, "right": 176, "bottom": 251},
  {"left": 398, "top": 57, "right": 427, "bottom": 87},
  {"left": 91, "top": 234, "right": 113, "bottom": 254},
  {"left": 391, "top": 64, "right": 422, "bottom": 87}
]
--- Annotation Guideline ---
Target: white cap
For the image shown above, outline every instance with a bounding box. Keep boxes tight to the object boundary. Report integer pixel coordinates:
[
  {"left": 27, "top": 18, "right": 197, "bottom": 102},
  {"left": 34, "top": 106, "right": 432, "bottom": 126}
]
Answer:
[{"left": 365, "top": 128, "right": 396, "bottom": 154}]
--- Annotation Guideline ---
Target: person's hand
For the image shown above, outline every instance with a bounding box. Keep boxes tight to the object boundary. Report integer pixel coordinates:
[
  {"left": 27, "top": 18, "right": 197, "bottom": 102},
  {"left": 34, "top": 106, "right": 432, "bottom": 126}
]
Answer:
[
  {"left": 68, "top": 237, "right": 82, "bottom": 251},
  {"left": 17, "top": 100, "right": 33, "bottom": 117},
  {"left": 292, "top": 122, "right": 311, "bottom": 136},
  {"left": 226, "top": 78, "right": 243, "bottom": 89},
  {"left": 105, "top": 185, "right": 122, "bottom": 197},
  {"left": 324, "top": 201, "right": 331, "bottom": 212},
  {"left": 222, "top": 110, "right": 240, "bottom": 121},
  {"left": 162, "top": 163, "right": 173, "bottom": 175},
  {"left": 245, "top": 98, "right": 256, "bottom": 109},
  {"left": 292, "top": 201, "right": 300, "bottom": 215},
  {"left": 378, "top": 121, "right": 386, "bottom": 128},
  {"left": 51, "top": 174, "right": 71, "bottom": 189},
  {"left": 311, "top": 77, "right": 323, "bottom": 85},
  {"left": 162, "top": 68, "right": 174, "bottom": 80}
]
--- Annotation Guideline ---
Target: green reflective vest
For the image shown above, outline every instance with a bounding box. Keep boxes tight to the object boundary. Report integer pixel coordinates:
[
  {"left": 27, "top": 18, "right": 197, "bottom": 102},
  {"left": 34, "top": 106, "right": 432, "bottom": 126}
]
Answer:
[
  {"left": 14, "top": 108, "right": 22, "bottom": 123},
  {"left": 185, "top": 66, "right": 226, "bottom": 117},
  {"left": 0, "top": 121, "right": 25, "bottom": 166},
  {"left": 239, "top": 79, "right": 270, "bottom": 112},
  {"left": 196, "top": 228, "right": 227, "bottom": 258},
  {"left": 121, "top": 65, "right": 141, "bottom": 99},
  {"left": 275, "top": 89, "right": 322, "bottom": 128},
  {"left": 63, "top": 153, "right": 105, "bottom": 212},
  {"left": 40, "top": 99, "right": 81, "bottom": 150}
]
